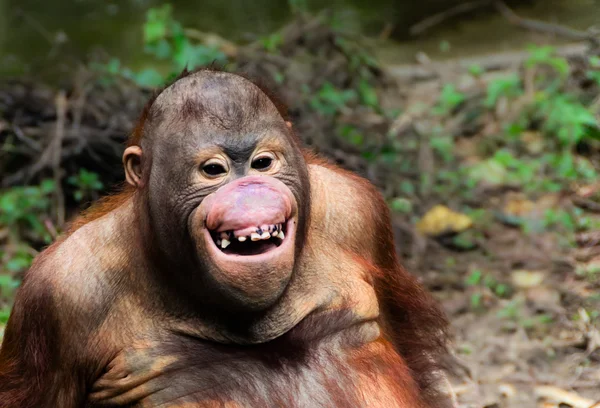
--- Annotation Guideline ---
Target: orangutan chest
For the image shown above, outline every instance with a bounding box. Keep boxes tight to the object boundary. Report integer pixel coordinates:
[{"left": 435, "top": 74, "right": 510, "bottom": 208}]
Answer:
[{"left": 87, "top": 332, "right": 418, "bottom": 408}]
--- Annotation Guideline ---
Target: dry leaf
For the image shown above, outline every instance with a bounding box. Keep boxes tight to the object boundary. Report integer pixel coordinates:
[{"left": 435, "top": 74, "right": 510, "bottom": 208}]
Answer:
[
  {"left": 416, "top": 205, "right": 473, "bottom": 237},
  {"left": 511, "top": 270, "right": 545, "bottom": 289}
]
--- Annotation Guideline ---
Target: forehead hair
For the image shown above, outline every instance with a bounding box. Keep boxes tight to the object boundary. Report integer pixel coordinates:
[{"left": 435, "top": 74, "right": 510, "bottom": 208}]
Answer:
[{"left": 128, "top": 68, "right": 289, "bottom": 147}]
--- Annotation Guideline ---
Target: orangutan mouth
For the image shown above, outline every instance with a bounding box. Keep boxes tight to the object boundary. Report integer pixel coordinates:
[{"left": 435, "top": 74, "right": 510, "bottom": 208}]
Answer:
[{"left": 210, "top": 222, "right": 287, "bottom": 256}]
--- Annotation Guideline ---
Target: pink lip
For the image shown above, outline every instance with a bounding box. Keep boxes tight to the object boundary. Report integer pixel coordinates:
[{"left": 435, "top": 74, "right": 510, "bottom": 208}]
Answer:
[{"left": 203, "top": 218, "right": 296, "bottom": 264}]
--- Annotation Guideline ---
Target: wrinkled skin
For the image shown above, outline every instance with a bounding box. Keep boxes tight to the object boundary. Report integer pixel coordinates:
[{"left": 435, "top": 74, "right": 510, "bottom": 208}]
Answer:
[
  {"left": 134, "top": 72, "right": 310, "bottom": 313},
  {"left": 0, "top": 70, "right": 455, "bottom": 408}
]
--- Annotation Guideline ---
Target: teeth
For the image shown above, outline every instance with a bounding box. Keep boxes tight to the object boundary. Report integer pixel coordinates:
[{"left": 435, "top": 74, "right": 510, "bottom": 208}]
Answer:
[{"left": 217, "top": 224, "right": 284, "bottom": 246}]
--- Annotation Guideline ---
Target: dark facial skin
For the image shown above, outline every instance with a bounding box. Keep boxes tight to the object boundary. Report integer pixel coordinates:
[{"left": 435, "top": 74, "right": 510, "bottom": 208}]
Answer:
[{"left": 123, "top": 71, "right": 310, "bottom": 312}]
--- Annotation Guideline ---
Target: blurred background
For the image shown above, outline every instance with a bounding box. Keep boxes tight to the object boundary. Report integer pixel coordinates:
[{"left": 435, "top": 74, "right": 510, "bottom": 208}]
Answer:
[{"left": 1, "top": 0, "right": 600, "bottom": 406}]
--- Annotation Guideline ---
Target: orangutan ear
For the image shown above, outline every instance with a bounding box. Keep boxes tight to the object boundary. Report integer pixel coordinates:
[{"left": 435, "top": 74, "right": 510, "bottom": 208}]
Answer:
[{"left": 123, "top": 146, "right": 143, "bottom": 188}]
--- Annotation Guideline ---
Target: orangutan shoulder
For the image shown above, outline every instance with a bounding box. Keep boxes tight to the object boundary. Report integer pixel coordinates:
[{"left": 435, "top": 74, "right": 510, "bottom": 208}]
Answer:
[
  {"left": 306, "top": 162, "right": 391, "bottom": 260},
  {"left": 308, "top": 162, "right": 387, "bottom": 223}
]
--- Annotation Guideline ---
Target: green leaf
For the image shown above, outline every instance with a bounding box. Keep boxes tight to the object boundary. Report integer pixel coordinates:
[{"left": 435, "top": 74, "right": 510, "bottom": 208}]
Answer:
[
  {"left": 132, "top": 68, "right": 165, "bottom": 88},
  {"left": 465, "top": 269, "right": 483, "bottom": 286},
  {"left": 537, "top": 94, "right": 597, "bottom": 145},
  {"left": 358, "top": 79, "right": 379, "bottom": 109},
  {"left": 0, "top": 308, "right": 10, "bottom": 324},
  {"left": 468, "top": 64, "right": 484, "bottom": 77},
  {"left": 485, "top": 74, "right": 522, "bottom": 107},
  {"left": 430, "top": 135, "right": 454, "bottom": 162},
  {"left": 526, "top": 45, "right": 569, "bottom": 77},
  {"left": 143, "top": 4, "right": 172, "bottom": 44},
  {"left": 587, "top": 70, "right": 600, "bottom": 87},
  {"left": 399, "top": 180, "right": 415, "bottom": 195},
  {"left": 40, "top": 179, "right": 55, "bottom": 194},
  {"left": 339, "top": 125, "right": 364, "bottom": 146},
  {"left": 145, "top": 39, "right": 173, "bottom": 60},
  {"left": 434, "top": 84, "right": 465, "bottom": 114},
  {"left": 5, "top": 257, "right": 31, "bottom": 272},
  {"left": 106, "top": 58, "right": 121, "bottom": 74},
  {"left": 390, "top": 198, "right": 412, "bottom": 214},
  {"left": 273, "top": 71, "right": 285, "bottom": 84},
  {"left": 260, "top": 33, "right": 283, "bottom": 53}
]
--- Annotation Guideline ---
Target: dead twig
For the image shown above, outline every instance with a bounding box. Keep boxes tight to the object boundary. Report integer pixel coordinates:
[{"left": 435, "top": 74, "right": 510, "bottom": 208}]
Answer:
[
  {"left": 410, "top": 0, "right": 492, "bottom": 36},
  {"left": 534, "top": 385, "right": 596, "bottom": 408},
  {"left": 408, "top": 0, "right": 600, "bottom": 46},
  {"left": 573, "top": 196, "right": 600, "bottom": 213},
  {"left": 386, "top": 43, "right": 587, "bottom": 82},
  {"left": 576, "top": 231, "right": 600, "bottom": 247},
  {"left": 53, "top": 91, "right": 67, "bottom": 227},
  {"left": 183, "top": 28, "right": 238, "bottom": 57},
  {"left": 493, "top": 1, "right": 600, "bottom": 46},
  {"left": 11, "top": 125, "right": 41, "bottom": 152}
]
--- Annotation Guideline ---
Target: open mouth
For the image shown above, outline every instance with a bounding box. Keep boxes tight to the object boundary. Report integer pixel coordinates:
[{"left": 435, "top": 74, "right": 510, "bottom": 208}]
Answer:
[{"left": 209, "top": 222, "right": 287, "bottom": 256}]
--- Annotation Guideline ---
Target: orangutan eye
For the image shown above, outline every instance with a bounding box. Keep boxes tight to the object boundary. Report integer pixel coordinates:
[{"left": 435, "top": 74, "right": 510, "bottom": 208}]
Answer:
[
  {"left": 202, "top": 162, "right": 227, "bottom": 177},
  {"left": 251, "top": 155, "right": 274, "bottom": 171}
]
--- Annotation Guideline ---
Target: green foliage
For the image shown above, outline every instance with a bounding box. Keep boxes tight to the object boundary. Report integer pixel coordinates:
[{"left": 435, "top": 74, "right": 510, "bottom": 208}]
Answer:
[
  {"left": 465, "top": 269, "right": 512, "bottom": 312},
  {"left": 525, "top": 45, "right": 569, "bottom": 78},
  {"left": 463, "top": 45, "right": 597, "bottom": 195},
  {"left": 390, "top": 197, "right": 412, "bottom": 214},
  {"left": 434, "top": 84, "right": 465, "bottom": 115},
  {"left": 468, "top": 64, "right": 484, "bottom": 78},
  {"left": 498, "top": 298, "right": 553, "bottom": 329},
  {"left": 535, "top": 94, "right": 597, "bottom": 146},
  {"left": 260, "top": 33, "right": 283, "bottom": 53},
  {"left": 465, "top": 269, "right": 483, "bottom": 286},
  {"left": 0, "top": 272, "right": 21, "bottom": 296},
  {"left": 587, "top": 56, "right": 600, "bottom": 86},
  {"left": 288, "top": 0, "right": 309, "bottom": 15},
  {"left": 0, "top": 308, "right": 10, "bottom": 325},
  {"left": 0, "top": 180, "right": 55, "bottom": 243},
  {"left": 470, "top": 292, "right": 483, "bottom": 309},
  {"left": 465, "top": 142, "right": 598, "bottom": 194},
  {"left": 310, "top": 82, "right": 357, "bottom": 116},
  {"left": 439, "top": 40, "right": 451, "bottom": 53},
  {"left": 333, "top": 37, "right": 379, "bottom": 73},
  {"left": 143, "top": 5, "right": 226, "bottom": 70},
  {"left": 338, "top": 125, "right": 364, "bottom": 146},
  {"left": 357, "top": 79, "right": 379, "bottom": 110},
  {"left": 430, "top": 135, "right": 454, "bottom": 163},
  {"left": 399, "top": 180, "right": 416, "bottom": 196},
  {"left": 93, "top": 4, "right": 227, "bottom": 88},
  {"left": 485, "top": 74, "right": 522, "bottom": 107},
  {"left": 68, "top": 169, "right": 104, "bottom": 202},
  {"left": 2, "top": 248, "right": 33, "bottom": 274}
]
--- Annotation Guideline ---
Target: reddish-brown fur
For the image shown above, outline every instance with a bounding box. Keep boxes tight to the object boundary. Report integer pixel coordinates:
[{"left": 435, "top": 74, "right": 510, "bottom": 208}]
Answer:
[{"left": 0, "top": 68, "right": 451, "bottom": 408}]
